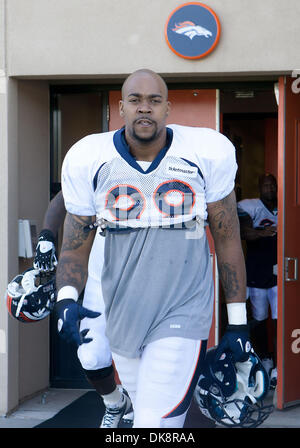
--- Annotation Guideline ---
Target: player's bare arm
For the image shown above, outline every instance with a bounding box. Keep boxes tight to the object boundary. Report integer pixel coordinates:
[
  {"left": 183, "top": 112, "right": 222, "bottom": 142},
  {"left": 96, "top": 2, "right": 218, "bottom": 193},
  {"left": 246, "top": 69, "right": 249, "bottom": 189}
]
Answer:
[
  {"left": 239, "top": 213, "right": 277, "bottom": 240},
  {"left": 207, "top": 190, "right": 247, "bottom": 303},
  {"left": 34, "top": 191, "right": 67, "bottom": 272},
  {"left": 43, "top": 190, "right": 66, "bottom": 236},
  {"left": 56, "top": 212, "right": 96, "bottom": 294}
]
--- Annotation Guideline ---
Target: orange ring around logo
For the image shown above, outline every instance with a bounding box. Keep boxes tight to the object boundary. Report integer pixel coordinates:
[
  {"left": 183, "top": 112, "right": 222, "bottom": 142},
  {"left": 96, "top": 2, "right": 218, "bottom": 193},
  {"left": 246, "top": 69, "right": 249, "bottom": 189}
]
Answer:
[{"left": 164, "top": 2, "right": 221, "bottom": 60}]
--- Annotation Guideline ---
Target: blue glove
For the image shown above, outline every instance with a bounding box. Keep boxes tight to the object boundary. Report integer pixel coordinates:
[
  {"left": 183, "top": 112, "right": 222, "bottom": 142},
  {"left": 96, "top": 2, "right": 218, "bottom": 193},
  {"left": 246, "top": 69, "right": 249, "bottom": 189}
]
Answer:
[
  {"left": 215, "top": 324, "right": 252, "bottom": 363},
  {"left": 54, "top": 299, "right": 101, "bottom": 346}
]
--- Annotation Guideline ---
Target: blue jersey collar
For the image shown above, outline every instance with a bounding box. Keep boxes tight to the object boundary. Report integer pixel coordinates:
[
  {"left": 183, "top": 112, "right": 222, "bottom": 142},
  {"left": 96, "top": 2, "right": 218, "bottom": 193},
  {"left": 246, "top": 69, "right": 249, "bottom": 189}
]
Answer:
[{"left": 113, "top": 127, "right": 173, "bottom": 174}]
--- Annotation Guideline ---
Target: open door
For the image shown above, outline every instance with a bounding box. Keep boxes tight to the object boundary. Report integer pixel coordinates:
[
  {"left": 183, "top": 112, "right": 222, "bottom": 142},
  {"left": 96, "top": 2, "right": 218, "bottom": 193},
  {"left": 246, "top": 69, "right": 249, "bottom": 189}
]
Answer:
[
  {"left": 109, "top": 88, "right": 220, "bottom": 348},
  {"left": 277, "top": 76, "right": 300, "bottom": 408}
]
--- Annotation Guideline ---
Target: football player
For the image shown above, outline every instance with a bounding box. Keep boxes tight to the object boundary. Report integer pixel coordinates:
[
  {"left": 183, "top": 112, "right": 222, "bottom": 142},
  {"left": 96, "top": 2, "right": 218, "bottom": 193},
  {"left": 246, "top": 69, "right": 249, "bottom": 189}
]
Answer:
[
  {"left": 237, "top": 173, "right": 278, "bottom": 388},
  {"left": 34, "top": 191, "right": 133, "bottom": 428},
  {"left": 55, "top": 69, "right": 250, "bottom": 428}
]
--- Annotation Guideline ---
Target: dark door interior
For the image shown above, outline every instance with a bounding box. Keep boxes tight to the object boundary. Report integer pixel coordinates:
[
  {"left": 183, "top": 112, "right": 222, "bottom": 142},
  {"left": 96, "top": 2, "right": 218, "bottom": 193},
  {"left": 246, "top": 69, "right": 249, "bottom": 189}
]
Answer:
[{"left": 49, "top": 88, "right": 106, "bottom": 388}]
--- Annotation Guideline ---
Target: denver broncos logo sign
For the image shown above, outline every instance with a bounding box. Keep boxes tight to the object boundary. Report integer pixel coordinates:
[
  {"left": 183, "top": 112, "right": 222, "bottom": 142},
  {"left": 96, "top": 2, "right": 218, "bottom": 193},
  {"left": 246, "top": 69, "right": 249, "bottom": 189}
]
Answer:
[
  {"left": 172, "top": 21, "right": 212, "bottom": 40},
  {"left": 165, "top": 3, "right": 221, "bottom": 59}
]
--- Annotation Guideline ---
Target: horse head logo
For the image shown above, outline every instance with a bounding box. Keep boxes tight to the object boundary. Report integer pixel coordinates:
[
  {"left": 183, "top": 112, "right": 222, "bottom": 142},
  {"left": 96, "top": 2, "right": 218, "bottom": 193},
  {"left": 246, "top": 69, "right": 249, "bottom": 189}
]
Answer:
[{"left": 172, "top": 21, "right": 212, "bottom": 40}]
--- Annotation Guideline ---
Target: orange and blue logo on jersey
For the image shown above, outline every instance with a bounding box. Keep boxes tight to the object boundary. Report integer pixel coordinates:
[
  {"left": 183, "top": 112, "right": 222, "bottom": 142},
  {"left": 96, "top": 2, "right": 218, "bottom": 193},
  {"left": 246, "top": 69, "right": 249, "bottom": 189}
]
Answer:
[{"left": 165, "top": 2, "right": 221, "bottom": 60}]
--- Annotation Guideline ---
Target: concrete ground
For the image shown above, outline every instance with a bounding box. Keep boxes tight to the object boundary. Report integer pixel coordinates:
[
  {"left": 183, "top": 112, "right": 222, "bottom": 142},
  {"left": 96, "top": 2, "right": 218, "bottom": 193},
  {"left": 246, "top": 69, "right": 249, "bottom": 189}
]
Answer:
[{"left": 0, "top": 387, "right": 299, "bottom": 429}]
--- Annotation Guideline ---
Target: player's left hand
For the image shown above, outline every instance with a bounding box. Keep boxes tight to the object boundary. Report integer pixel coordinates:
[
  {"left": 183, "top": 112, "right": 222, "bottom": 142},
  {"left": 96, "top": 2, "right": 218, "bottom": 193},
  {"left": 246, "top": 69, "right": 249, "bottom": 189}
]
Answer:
[
  {"left": 215, "top": 324, "right": 252, "bottom": 363},
  {"left": 33, "top": 229, "right": 58, "bottom": 272}
]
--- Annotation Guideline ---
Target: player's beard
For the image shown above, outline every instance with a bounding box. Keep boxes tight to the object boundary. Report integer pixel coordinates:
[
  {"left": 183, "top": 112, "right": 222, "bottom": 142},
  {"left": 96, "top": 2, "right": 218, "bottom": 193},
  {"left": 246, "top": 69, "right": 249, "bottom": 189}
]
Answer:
[{"left": 131, "top": 119, "right": 158, "bottom": 143}]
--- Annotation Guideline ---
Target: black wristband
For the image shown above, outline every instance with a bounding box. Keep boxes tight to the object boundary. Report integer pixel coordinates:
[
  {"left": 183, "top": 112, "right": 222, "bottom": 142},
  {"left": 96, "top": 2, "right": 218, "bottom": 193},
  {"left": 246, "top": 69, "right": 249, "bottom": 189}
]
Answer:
[
  {"left": 38, "top": 228, "right": 55, "bottom": 243},
  {"left": 83, "top": 365, "right": 114, "bottom": 380}
]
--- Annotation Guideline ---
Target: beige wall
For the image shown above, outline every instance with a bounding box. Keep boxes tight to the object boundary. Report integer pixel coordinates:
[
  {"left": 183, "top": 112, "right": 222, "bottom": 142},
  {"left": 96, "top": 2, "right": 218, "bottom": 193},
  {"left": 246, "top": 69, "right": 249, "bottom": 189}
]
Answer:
[
  {"left": 5, "top": 0, "right": 300, "bottom": 79},
  {"left": 0, "top": 0, "right": 5, "bottom": 72},
  {"left": 18, "top": 81, "right": 50, "bottom": 401},
  {"left": 0, "top": 0, "right": 19, "bottom": 417},
  {"left": 0, "top": 78, "right": 19, "bottom": 415},
  {"left": 0, "top": 78, "right": 50, "bottom": 416}
]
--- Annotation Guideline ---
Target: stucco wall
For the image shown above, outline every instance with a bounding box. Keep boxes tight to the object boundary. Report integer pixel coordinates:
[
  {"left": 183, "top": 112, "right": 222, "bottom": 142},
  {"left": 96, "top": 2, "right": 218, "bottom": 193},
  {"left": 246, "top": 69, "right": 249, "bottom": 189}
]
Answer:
[
  {"left": 5, "top": 0, "right": 300, "bottom": 78},
  {"left": 17, "top": 81, "right": 50, "bottom": 401}
]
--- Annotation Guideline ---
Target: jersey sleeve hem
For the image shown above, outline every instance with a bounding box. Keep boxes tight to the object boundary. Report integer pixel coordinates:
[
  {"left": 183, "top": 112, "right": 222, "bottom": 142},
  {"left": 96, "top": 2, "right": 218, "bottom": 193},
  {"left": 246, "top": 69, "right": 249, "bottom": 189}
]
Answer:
[
  {"left": 64, "top": 202, "right": 96, "bottom": 216},
  {"left": 205, "top": 182, "right": 235, "bottom": 204}
]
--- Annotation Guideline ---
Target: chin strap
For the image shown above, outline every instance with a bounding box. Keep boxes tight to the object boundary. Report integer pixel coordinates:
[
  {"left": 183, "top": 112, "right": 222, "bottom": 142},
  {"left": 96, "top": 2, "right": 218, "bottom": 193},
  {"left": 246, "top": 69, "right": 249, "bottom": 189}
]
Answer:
[
  {"left": 15, "top": 293, "right": 26, "bottom": 318},
  {"left": 16, "top": 269, "right": 39, "bottom": 318}
]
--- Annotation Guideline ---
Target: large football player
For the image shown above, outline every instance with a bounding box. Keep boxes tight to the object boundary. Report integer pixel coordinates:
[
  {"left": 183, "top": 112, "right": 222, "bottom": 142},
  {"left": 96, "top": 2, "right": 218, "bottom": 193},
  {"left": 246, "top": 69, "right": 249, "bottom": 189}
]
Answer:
[{"left": 54, "top": 69, "right": 251, "bottom": 428}]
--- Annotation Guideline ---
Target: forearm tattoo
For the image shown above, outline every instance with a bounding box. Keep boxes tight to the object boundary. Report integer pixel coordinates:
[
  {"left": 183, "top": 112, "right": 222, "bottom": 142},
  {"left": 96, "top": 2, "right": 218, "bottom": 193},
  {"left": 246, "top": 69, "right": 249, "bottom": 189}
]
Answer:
[
  {"left": 56, "top": 256, "right": 87, "bottom": 291},
  {"left": 208, "top": 191, "right": 246, "bottom": 301},
  {"left": 56, "top": 213, "right": 95, "bottom": 292},
  {"left": 218, "top": 262, "right": 240, "bottom": 300}
]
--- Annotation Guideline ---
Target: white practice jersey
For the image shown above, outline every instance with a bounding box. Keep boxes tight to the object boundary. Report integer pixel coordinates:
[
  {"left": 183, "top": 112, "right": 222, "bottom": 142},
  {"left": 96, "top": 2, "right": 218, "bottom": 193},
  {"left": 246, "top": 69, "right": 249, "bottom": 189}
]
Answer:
[
  {"left": 62, "top": 125, "right": 236, "bottom": 229},
  {"left": 62, "top": 124, "right": 237, "bottom": 357},
  {"left": 237, "top": 198, "right": 277, "bottom": 289},
  {"left": 237, "top": 198, "right": 277, "bottom": 229}
]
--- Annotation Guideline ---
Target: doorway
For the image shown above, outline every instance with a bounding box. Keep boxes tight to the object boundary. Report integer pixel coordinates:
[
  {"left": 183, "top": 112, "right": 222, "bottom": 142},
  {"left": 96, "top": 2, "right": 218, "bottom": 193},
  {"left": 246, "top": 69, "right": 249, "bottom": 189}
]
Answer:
[
  {"left": 49, "top": 87, "right": 107, "bottom": 387},
  {"left": 49, "top": 81, "right": 279, "bottom": 388},
  {"left": 219, "top": 87, "right": 279, "bottom": 379},
  {"left": 221, "top": 87, "right": 278, "bottom": 199}
]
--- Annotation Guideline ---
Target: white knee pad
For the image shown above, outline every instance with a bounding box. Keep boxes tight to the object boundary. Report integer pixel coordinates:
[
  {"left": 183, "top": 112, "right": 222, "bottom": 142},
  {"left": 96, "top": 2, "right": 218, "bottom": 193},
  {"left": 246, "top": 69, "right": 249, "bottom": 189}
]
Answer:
[
  {"left": 78, "top": 339, "right": 112, "bottom": 371},
  {"left": 77, "top": 275, "right": 112, "bottom": 370}
]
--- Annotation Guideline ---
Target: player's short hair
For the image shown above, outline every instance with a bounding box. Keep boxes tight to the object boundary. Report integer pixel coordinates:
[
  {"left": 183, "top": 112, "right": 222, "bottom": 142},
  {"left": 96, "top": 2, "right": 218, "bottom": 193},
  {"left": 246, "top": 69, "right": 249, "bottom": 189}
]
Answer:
[
  {"left": 121, "top": 69, "right": 168, "bottom": 100},
  {"left": 258, "top": 173, "right": 277, "bottom": 188}
]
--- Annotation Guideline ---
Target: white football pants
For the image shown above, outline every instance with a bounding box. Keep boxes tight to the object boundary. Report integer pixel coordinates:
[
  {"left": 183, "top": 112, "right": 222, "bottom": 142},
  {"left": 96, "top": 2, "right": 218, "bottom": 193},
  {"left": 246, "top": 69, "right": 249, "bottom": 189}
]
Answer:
[{"left": 113, "top": 337, "right": 206, "bottom": 428}]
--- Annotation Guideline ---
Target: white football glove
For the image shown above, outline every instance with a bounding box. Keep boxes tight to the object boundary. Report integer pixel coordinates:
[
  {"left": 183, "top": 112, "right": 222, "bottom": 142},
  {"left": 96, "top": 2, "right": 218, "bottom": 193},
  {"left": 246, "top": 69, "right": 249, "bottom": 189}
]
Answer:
[{"left": 33, "top": 229, "right": 58, "bottom": 272}]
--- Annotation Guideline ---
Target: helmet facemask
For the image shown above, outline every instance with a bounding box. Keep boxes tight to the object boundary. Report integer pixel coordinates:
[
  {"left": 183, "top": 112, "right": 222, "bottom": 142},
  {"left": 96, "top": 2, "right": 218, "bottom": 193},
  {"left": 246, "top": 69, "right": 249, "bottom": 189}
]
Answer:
[{"left": 195, "top": 348, "right": 274, "bottom": 428}]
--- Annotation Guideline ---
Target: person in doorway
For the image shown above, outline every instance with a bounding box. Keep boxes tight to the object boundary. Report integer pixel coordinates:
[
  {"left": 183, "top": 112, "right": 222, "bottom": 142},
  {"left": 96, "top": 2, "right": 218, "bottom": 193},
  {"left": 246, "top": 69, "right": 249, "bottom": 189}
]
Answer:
[
  {"left": 53, "top": 68, "right": 250, "bottom": 428},
  {"left": 34, "top": 191, "right": 133, "bottom": 428},
  {"left": 237, "top": 173, "right": 278, "bottom": 388}
]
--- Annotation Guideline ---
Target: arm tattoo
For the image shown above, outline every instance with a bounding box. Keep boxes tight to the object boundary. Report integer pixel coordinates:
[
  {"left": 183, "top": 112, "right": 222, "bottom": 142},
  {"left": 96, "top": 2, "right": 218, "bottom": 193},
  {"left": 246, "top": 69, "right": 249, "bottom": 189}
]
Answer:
[
  {"left": 61, "top": 214, "right": 94, "bottom": 251},
  {"left": 56, "top": 256, "right": 87, "bottom": 292},
  {"left": 218, "top": 262, "right": 240, "bottom": 300},
  {"left": 56, "top": 213, "right": 96, "bottom": 293},
  {"left": 207, "top": 191, "right": 246, "bottom": 301},
  {"left": 208, "top": 193, "right": 240, "bottom": 243}
]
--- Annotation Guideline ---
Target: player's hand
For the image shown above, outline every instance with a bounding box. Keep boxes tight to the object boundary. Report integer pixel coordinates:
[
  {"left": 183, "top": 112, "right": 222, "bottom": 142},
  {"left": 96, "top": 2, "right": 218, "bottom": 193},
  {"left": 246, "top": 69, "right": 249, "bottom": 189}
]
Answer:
[
  {"left": 215, "top": 324, "right": 252, "bottom": 363},
  {"left": 33, "top": 229, "right": 58, "bottom": 272},
  {"left": 262, "top": 226, "right": 277, "bottom": 237},
  {"left": 54, "top": 299, "right": 101, "bottom": 346}
]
